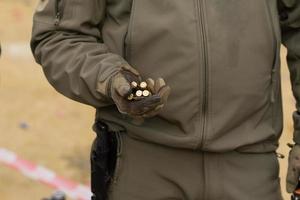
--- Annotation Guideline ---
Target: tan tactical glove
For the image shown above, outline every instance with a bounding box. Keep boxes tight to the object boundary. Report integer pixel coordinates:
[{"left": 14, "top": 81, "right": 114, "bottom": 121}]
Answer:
[
  {"left": 142, "top": 78, "right": 171, "bottom": 118},
  {"left": 287, "top": 143, "right": 300, "bottom": 193},
  {"left": 98, "top": 64, "right": 171, "bottom": 118}
]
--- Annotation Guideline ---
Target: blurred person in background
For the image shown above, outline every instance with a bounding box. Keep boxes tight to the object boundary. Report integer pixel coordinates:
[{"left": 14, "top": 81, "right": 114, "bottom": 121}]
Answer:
[{"left": 31, "top": 0, "right": 300, "bottom": 200}]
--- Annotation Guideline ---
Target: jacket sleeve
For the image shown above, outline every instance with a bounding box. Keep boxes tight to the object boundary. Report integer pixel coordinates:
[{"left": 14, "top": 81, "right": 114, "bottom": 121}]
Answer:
[
  {"left": 31, "top": 0, "right": 128, "bottom": 108},
  {"left": 279, "top": 0, "right": 300, "bottom": 143}
]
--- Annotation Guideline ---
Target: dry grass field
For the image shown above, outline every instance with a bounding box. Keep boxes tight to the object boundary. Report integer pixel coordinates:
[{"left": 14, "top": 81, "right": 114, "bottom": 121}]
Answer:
[{"left": 0, "top": 0, "right": 296, "bottom": 199}]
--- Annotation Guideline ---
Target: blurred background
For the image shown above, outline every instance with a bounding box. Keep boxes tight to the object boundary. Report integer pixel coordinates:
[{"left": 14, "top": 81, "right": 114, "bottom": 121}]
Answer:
[
  {"left": 0, "top": 0, "right": 95, "bottom": 199},
  {"left": 0, "top": 0, "right": 296, "bottom": 199}
]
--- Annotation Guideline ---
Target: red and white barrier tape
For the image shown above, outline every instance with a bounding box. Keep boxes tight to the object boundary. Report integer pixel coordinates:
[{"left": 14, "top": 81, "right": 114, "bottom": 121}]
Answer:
[{"left": 0, "top": 148, "right": 92, "bottom": 200}]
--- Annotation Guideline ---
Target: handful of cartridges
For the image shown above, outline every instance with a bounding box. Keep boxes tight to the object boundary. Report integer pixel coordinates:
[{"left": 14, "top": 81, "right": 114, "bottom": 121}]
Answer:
[{"left": 127, "top": 81, "right": 152, "bottom": 101}]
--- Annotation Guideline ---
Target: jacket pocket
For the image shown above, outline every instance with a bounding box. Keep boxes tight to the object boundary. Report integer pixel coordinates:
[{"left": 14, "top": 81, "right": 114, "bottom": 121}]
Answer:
[
  {"left": 124, "top": 0, "right": 136, "bottom": 62},
  {"left": 34, "top": 0, "right": 66, "bottom": 26}
]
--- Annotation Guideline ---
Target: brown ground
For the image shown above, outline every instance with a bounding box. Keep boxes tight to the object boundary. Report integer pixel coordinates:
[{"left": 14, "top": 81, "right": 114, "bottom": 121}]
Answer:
[{"left": 0, "top": 1, "right": 296, "bottom": 199}]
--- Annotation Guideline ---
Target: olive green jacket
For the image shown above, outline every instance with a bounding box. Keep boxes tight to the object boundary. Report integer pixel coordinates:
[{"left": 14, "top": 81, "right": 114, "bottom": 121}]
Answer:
[{"left": 31, "top": 0, "right": 300, "bottom": 152}]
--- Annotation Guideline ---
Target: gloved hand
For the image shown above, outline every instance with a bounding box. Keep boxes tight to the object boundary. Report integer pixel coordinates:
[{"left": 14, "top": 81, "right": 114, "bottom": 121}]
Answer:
[
  {"left": 142, "top": 78, "right": 171, "bottom": 118},
  {"left": 108, "top": 64, "right": 171, "bottom": 118},
  {"left": 287, "top": 143, "right": 300, "bottom": 193}
]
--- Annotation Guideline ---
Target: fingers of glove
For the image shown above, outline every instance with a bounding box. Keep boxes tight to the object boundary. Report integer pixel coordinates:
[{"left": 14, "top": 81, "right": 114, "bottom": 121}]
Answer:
[
  {"left": 112, "top": 93, "right": 131, "bottom": 115},
  {"left": 113, "top": 94, "right": 161, "bottom": 116},
  {"left": 146, "top": 78, "right": 155, "bottom": 93},
  {"left": 153, "top": 78, "right": 171, "bottom": 103},
  {"left": 157, "top": 85, "right": 171, "bottom": 103},
  {"left": 154, "top": 78, "right": 166, "bottom": 93},
  {"left": 128, "top": 95, "right": 161, "bottom": 116},
  {"left": 113, "top": 75, "right": 131, "bottom": 97}
]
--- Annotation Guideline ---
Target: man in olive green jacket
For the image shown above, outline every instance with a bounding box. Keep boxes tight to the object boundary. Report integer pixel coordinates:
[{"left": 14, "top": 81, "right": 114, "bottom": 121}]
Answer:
[{"left": 31, "top": 0, "right": 300, "bottom": 199}]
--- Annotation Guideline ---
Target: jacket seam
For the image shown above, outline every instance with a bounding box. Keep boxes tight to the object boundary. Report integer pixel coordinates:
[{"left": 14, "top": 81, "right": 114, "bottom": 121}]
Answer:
[
  {"left": 125, "top": 0, "right": 136, "bottom": 63},
  {"left": 264, "top": 0, "right": 277, "bottom": 65},
  {"left": 196, "top": 0, "right": 210, "bottom": 149},
  {"left": 202, "top": 0, "right": 212, "bottom": 149},
  {"left": 263, "top": 0, "right": 281, "bottom": 131},
  {"left": 193, "top": 0, "right": 203, "bottom": 149}
]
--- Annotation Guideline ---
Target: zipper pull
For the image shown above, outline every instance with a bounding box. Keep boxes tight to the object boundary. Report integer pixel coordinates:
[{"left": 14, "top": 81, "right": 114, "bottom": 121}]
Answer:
[
  {"left": 54, "top": 0, "right": 62, "bottom": 26},
  {"left": 54, "top": 12, "right": 61, "bottom": 26}
]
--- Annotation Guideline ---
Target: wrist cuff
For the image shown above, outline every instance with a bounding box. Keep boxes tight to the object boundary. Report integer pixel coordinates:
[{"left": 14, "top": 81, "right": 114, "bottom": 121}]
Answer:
[{"left": 96, "top": 61, "right": 127, "bottom": 97}]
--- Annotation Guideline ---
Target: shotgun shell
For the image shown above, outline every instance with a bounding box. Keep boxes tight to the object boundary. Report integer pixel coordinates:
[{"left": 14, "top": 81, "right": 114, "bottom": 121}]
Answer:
[
  {"left": 142, "top": 90, "right": 150, "bottom": 97},
  {"left": 127, "top": 93, "right": 134, "bottom": 100},
  {"left": 131, "top": 81, "right": 138, "bottom": 88},
  {"left": 136, "top": 90, "right": 143, "bottom": 97},
  {"left": 140, "top": 81, "right": 147, "bottom": 89}
]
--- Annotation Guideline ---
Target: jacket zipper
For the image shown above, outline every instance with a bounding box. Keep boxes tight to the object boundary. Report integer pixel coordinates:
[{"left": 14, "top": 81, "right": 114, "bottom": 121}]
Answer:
[
  {"left": 125, "top": 0, "right": 136, "bottom": 62},
  {"left": 196, "top": 0, "right": 209, "bottom": 149},
  {"left": 54, "top": 0, "right": 63, "bottom": 26}
]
